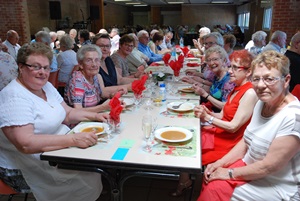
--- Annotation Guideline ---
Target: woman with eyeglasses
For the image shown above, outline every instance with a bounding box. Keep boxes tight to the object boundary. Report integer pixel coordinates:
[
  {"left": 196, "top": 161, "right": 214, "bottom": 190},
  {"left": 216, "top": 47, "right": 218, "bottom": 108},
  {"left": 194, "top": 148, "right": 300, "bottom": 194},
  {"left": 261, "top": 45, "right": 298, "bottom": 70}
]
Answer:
[
  {"left": 193, "top": 46, "right": 235, "bottom": 112},
  {"left": 171, "top": 49, "right": 258, "bottom": 197},
  {"left": 111, "top": 34, "right": 145, "bottom": 78},
  {"left": 0, "top": 42, "right": 109, "bottom": 201},
  {"left": 92, "top": 33, "right": 135, "bottom": 88},
  {"left": 198, "top": 50, "right": 300, "bottom": 201},
  {"left": 64, "top": 44, "right": 119, "bottom": 112}
]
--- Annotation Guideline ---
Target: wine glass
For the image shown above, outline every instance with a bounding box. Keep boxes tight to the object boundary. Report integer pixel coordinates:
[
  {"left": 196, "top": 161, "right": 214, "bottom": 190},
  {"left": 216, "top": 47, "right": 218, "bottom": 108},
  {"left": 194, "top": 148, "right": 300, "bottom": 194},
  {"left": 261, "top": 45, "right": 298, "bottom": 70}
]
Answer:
[
  {"left": 108, "top": 117, "right": 121, "bottom": 135},
  {"left": 142, "top": 115, "right": 153, "bottom": 152}
]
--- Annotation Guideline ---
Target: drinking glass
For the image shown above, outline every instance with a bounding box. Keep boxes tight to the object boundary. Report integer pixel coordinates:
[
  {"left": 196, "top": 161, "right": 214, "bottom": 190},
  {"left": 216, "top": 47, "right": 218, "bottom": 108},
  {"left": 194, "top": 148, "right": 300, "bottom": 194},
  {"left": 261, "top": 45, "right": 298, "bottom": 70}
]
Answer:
[
  {"left": 142, "top": 115, "right": 153, "bottom": 152},
  {"left": 133, "top": 93, "right": 142, "bottom": 107},
  {"left": 108, "top": 117, "right": 121, "bottom": 136}
]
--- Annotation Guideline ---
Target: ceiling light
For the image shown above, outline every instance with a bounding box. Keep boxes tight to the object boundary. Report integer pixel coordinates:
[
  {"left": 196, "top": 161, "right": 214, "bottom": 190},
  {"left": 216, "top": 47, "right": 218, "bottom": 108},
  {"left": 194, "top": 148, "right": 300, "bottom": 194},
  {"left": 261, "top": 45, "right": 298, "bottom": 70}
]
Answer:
[
  {"left": 211, "top": 0, "right": 229, "bottom": 3},
  {"left": 167, "top": 1, "right": 184, "bottom": 4},
  {"left": 114, "top": 0, "right": 132, "bottom": 2},
  {"left": 126, "top": 2, "right": 141, "bottom": 4},
  {"left": 133, "top": 4, "right": 148, "bottom": 6}
]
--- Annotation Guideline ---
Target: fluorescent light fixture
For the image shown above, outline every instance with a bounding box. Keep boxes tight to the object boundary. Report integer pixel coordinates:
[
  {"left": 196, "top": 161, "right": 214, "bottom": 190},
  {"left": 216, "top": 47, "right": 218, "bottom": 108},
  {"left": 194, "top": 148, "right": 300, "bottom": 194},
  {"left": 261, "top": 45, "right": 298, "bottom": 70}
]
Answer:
[
  {"left": 133, "top": 4, "right": 148, "bottom": 6},
  {"left": 114, "top": 0, "right": 131, "bottom": 2},
  {"left": 211, "top": 0, "right": 229, "bottom": 3},
  {"left": 168, "top": 1, "right": 184, "bottom": 4},
  {"left": 126, "top": 2, "right": 141, "bottom": 4}
]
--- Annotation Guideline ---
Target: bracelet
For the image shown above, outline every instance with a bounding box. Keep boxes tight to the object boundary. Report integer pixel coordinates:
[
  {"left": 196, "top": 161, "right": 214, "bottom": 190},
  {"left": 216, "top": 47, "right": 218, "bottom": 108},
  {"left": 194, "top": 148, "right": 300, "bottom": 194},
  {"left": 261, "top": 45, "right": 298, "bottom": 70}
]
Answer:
[
  {"left": 205, "top": 94, "right": 210, "bottom": 99},
  {"left": 208, "top": 116, "right": 214, "bottom": 124},
  {"left": 228, "top": 168, "right": 235, "bottom": 180}
]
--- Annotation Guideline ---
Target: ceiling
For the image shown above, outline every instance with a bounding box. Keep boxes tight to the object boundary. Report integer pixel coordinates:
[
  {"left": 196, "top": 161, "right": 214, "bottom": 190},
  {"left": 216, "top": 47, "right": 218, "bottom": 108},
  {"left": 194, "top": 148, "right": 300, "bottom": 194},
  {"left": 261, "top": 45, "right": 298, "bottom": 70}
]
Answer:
[{"left": 104, "top": 0, "right": 253, "bottom": 7}]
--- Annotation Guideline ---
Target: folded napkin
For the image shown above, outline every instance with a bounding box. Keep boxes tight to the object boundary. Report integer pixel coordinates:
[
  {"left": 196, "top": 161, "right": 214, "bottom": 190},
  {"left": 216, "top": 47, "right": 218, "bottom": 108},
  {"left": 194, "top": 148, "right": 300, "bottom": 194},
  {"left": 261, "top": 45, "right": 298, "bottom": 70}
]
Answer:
[
  {"left": 187, "top": 53, "right": 194, "bottom": 58},
  {"left": 187, "top": 63, "right": 200, "bottom": 67},
  {"left": 180, "top": 46, "right": 190, "bottom": 57},
  {"left": 109, "top": 92, "right": 123, "bottom": 124},
  {"left": 131, "top": 75, "right": 148, "bottom": 95},
  {"left": 177, "top": 55, "right": 184, "bottom": 63},
  {"left": 150, "top": 62, "right": 160, "bottom": 66},
  {"left": 162, "top": 53, "right": 171, "bottom": 65},
  {"left": 169, "top": 60, "right": 182, "bottom": 76}
]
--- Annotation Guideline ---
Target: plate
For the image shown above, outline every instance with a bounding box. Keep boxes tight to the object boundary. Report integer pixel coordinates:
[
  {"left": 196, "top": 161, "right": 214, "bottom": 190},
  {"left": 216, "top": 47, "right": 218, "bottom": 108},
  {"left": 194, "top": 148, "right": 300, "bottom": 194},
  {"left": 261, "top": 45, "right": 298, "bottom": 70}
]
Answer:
[
  {"left": 167, "top": 102, "right": 195, "bottom": 112},
  {"left": 122, "top": 98, "right": 134, "bottom": 107},
  {"left": 155, "top": 61, "right": 165, "bottom": 65},
  {"left": 178, "top": 86, "right": 195, "bottom": 93},
  {"left": 154, "top": 127, "right": 193, "bottom": 142},
  {"left": 186, "top": 57, "right": 199, "bottom": 62},
  {"left": 73, "top": 122, "right": 109, "bottom": 135}
]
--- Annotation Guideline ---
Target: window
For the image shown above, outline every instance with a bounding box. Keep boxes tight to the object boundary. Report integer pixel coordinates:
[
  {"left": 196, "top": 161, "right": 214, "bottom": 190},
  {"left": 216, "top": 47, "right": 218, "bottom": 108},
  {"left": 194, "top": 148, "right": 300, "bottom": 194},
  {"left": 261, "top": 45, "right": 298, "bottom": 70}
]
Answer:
[
  {"left": 263, "top": 7, "right": 272, "bottom": 30},
  {"left": 238, "top": 12, "right": 250, "bottom": 29}
]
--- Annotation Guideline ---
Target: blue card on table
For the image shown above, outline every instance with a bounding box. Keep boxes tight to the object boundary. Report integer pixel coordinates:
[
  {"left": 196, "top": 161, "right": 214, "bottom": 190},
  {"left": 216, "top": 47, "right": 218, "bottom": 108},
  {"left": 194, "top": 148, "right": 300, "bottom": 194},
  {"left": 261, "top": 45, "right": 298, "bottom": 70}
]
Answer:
[{"left": 111, "top": 148, "right": 129, "bottom": 160}]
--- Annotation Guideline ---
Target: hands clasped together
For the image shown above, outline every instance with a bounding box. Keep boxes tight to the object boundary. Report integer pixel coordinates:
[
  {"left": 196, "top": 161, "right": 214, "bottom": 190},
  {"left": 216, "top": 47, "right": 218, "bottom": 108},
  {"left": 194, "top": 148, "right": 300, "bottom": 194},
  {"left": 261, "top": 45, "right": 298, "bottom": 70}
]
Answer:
[{"left": 203, "top": 162, "right": 231, "bottom": 184}]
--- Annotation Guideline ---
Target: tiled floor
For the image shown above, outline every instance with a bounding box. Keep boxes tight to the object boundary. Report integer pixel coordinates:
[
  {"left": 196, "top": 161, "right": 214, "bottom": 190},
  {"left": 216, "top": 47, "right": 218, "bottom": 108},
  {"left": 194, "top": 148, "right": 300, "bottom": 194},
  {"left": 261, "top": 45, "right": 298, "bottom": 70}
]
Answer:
[{"left": 0, "top": 174, "right": 202, "bottom": 201}]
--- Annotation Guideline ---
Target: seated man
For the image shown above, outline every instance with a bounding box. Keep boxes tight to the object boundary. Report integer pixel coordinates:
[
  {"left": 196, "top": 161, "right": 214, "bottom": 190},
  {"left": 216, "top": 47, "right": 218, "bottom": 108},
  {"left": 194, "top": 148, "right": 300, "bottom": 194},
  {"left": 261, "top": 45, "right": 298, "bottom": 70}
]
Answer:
[
  {"left": 159, "top": 31, "right": 173, "bottom": 50},
  {"left": 127, "top": 33, "right": 149, "bottom": 75},
  {"left": 245, "top": 30, "right": 267, "bottom": 56},
  {"left": 137, "top": 30, "right": 162, "bottom": 65},
  {"left": 262, "top": 30, "right": 286, "bottom": 53}
]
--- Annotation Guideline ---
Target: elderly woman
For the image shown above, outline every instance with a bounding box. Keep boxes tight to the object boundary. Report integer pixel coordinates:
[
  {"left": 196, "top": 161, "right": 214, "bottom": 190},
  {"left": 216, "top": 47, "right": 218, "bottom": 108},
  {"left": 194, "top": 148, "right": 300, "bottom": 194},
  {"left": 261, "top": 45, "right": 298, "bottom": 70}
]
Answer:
[
  {"left": 92, "top": 33, "right": 135, "bottom": 88},
  {"left": 65, "top": 44, "right": 114, "bottom": 112},
  {"left": 111, "top": 34, "right": 145, "bottom": 78},
  {"left": 198, "top": 50, "right": 300, "bottom": 201},
  {"left": 171, "top": 50, "right": 258, "bottom": 197},
  {"left": 193, "top": 27, "right": 211, "bottom": 55},
  {"left": 57, "top": 34, "right": 78, "bottom": 95},
  {"left": 150, "top": 32, "right": 170, "bottom": 55},
  {"left": 0, "top": 42, "right": 109, "bottom": 201},
  {"left": 193, "top": 46, "right": 235, "bottom": 112}
]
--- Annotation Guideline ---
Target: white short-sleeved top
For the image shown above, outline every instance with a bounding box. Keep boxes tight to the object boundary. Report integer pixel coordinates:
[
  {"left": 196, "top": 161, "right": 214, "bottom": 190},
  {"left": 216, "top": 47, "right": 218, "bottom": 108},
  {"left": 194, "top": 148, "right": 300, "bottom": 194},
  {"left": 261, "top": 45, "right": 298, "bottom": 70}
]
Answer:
[
  {"left": 0, "top": 79, "right": 102, "bottom": 201},
  {"left": 243, "top": 100, "right": 300, "bottom": 199}
]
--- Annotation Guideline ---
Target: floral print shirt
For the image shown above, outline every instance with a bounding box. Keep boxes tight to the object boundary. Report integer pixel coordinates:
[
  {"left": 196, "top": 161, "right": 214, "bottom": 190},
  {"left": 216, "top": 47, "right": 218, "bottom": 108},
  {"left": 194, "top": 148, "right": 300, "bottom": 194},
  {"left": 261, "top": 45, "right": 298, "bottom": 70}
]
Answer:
[{"left": 0, "top": 51, "right": 18, "bottom": 90}]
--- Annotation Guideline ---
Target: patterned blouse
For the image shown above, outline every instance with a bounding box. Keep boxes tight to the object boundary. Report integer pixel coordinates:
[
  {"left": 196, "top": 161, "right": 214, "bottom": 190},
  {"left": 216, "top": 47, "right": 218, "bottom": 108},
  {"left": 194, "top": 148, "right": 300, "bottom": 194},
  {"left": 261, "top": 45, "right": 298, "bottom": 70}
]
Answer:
[
  {"left": 0, "top": 51, "right": 18, "bottom": 90},
  {"left": 64, "top": 71, "right": 102, "bottom": 108}
]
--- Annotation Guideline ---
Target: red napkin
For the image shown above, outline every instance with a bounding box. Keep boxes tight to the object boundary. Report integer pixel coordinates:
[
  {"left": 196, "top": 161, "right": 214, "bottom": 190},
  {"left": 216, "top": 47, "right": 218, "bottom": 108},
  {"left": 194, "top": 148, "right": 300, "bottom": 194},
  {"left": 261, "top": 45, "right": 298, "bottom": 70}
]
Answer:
[
  {"left": 187, "top": 63, "right": 200, "bottom": 67},
  {"left": 131, "top": 75, "right": 148, "bottom": 95},
  {"left": 150, "top": 62, "right": 160, "bottom": 66},
  {"left": 180, "top": 46, "right": 189, "bottom": 57},
  {"left": 162, "top": 53, "right": 171, "bottom": 65},
  {"left": 177, "top": 55, "right": 184, "bottom": 63},
  {"left": 187, "top": 53, "right": 194, "bottom": 58},
  {"left": 169, "top": 60, "right": 182, "bottom": 76},
  {"left": 109, "top": 92, "right": 123, "bottom": 123}
]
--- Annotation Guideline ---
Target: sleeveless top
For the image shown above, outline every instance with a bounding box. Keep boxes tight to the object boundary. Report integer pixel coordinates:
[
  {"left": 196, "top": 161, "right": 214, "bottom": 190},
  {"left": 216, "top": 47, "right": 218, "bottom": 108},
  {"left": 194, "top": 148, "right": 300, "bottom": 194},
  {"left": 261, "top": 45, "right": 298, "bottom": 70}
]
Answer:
[{"left": 99, "top": 57, "right": 118, "bottom": 87}]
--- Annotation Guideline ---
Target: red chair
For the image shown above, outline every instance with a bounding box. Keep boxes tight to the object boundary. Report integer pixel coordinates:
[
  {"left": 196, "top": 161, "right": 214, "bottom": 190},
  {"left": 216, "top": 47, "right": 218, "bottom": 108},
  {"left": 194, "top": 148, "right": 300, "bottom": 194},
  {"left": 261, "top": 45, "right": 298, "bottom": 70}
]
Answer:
[
  {"left": 291, "top": 84, "right": 300, "bottom": 100},
  {"left": 0, "top": 179, "right": 28, "bottom": 201}
]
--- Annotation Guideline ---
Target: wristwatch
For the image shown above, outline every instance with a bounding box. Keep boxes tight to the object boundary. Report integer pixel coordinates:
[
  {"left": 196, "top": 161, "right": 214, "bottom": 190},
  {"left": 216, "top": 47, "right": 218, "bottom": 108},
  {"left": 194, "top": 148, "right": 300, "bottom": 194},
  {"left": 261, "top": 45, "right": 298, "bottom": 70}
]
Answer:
[
  {"left": 208, "top": 116, "right": 214, "bottom": 124},
  {"left": 228, "top": 168, "right": 235, "bottom": 180}
]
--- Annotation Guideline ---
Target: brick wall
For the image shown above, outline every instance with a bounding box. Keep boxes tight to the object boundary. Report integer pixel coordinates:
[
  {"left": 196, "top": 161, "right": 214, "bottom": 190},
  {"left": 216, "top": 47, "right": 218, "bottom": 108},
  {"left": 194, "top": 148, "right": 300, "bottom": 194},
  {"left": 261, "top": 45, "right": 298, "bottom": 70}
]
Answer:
[
  {"left": 271, "top": 0, "right": 300, "bottom": 42},
  {"left": 0, "top": 0, "right": 30, "bottom": 45}
]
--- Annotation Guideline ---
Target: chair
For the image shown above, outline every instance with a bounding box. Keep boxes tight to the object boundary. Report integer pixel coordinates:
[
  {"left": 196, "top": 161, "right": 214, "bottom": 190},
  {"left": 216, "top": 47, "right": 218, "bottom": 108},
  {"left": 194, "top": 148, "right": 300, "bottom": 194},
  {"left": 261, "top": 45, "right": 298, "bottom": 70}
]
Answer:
[
  {"left": 0, "top": 179, "right": 28, "bottom": 201},
  {"left": 291, "top": 84, "right": 300, "bottom": 100},
  {"left": 48, "top": 70, "right": 59, "bottom": 88}
]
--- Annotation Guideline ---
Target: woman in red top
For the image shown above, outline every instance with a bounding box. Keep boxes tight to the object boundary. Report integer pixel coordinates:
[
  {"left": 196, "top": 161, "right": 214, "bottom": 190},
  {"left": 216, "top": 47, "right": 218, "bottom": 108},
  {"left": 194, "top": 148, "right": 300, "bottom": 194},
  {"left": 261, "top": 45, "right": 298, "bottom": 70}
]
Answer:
[{"left": 171, "top": 49, "right": 258, "bottom": 197}]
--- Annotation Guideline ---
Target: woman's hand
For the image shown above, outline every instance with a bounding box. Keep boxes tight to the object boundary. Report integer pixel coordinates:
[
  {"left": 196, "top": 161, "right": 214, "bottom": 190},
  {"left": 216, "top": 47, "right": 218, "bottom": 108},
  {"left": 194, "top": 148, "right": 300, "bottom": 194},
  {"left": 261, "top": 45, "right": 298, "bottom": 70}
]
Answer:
[
  {"left": 206, "top": 167, "right": 230, "bottom": 183},
  {"left": 95, "top": 113, "right": 109, "bottom": 122},
  {"left": 194, "top": 105, "right": 210, "bottom": 120},
  {"left": 181, "top": 76, "right": 194, "bottom": 84},
  {"left": 71, "top": 132, "right": 98, "bottom": 148},
  {"left": 203, "top": 160, "right": 224, "bottom": 183},
  {"left": 192, "top": 83, "right": 206, "bottom": 96}
]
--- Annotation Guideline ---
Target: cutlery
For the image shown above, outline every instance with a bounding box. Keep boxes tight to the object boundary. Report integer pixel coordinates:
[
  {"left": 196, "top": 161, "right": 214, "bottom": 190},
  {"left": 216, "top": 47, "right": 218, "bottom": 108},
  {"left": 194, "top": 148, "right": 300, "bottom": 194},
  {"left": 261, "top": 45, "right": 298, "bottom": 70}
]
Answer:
[
  {"left": 162, "top": 145, "right": 192, "bottom": 150},
  {"left": 172, "top": 99, "right": 190, "bottom": 109}
]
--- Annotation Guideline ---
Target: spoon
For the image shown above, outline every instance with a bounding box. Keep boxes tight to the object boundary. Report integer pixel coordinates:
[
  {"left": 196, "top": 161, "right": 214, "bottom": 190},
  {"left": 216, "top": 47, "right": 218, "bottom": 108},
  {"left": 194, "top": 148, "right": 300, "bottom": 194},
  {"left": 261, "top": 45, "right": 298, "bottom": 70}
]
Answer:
[{"left": 172, "top": 99, "right": 190, "bottom": 109}]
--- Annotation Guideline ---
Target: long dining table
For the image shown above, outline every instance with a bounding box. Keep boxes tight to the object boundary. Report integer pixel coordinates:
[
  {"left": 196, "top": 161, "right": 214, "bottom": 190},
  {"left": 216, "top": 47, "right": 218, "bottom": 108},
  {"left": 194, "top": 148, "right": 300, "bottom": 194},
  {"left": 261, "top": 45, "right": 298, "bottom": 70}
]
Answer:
[{"left": 40, "top": 62, "right": 202, "bottom": 201}]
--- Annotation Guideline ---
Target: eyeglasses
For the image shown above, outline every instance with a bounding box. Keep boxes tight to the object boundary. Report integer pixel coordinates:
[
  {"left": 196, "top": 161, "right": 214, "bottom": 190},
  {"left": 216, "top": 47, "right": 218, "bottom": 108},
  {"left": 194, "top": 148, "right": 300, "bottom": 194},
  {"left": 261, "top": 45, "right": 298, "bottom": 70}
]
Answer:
[
  {"left": 124, "top": 44, "right": 134, "bottom": 48},
  {"left": 84, "top": 58, "right": 101, "bottom": 65},
  {"left": 228, "top": 65, "right": 248, "bottom": 71},
  {"left": 204, "top": 42, "right": 216, "bottom": 46},
  {"left": 22, "top": 63, "right": 52, "bottom": 72},
  {"left": 250, "top": 76, "right": 284, "bottom": 86},
  {"left": 205, "top": 57, "right": 221, "bottom": 63},
  {"left": 97, "top": 44, "right": 111, "bottom": 49}
]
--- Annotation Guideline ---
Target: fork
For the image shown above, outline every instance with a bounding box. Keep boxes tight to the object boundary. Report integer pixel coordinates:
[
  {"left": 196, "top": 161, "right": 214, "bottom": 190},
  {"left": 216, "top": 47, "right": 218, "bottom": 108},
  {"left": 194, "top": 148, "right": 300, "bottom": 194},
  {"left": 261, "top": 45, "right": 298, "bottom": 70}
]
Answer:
[{"left": 172, "top": 99, "right": 190, "bottom": 109}]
